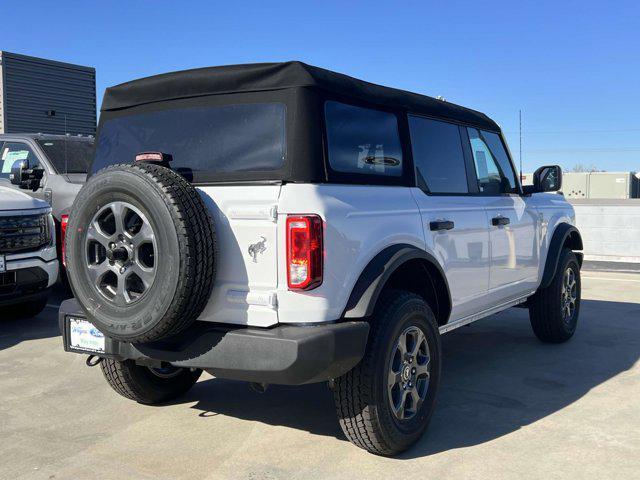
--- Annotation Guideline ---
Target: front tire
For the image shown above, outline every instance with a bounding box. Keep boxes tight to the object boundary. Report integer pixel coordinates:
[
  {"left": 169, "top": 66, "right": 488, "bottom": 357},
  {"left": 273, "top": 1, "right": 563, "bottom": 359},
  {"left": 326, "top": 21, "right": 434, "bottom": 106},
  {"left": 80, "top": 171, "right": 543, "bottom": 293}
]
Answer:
[
  {"left": 529, "top": 249, "right": 581, "bottom": 343},
  {"left": 100, "top": 359, "right": 202, "bottom": 405},
  {"left": 333, "top": 291, "right": 441, "bottom": 456}
]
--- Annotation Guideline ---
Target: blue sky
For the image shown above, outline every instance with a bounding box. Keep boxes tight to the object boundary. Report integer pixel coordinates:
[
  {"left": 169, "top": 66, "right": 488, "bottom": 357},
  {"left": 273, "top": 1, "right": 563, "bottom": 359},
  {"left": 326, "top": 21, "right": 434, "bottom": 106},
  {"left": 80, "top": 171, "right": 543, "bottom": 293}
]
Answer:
[{"left": 3, "top": 0, "right": 639, "bottom": 173}]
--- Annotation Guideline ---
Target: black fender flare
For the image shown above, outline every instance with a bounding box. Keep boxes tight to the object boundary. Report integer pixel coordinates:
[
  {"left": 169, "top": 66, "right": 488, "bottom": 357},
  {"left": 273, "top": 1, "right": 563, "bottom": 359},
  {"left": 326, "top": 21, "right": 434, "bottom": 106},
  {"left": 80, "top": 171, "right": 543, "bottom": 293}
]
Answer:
[
  {"left": 540, "top": 223, "right": 583, "bottom": 288},
  {"left": 342, "top": 244, "right": 451, "bottom": 320}
]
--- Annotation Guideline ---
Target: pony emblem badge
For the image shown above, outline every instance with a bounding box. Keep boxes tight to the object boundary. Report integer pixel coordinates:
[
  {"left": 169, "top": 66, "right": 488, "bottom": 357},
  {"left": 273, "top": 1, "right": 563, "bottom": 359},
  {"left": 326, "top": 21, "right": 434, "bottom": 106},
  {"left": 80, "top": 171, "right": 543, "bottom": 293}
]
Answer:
[{"left": 248, "top": 236, "right": 267, "bottom": 263}]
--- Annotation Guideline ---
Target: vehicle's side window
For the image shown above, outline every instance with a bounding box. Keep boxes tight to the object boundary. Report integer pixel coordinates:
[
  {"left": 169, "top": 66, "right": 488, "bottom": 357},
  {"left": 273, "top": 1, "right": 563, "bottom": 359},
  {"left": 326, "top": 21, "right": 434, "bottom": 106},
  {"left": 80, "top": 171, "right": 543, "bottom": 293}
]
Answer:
[
  {"left": 325, "top": 101, "right": 403, "bottom": 177},
  {"left": 0, "top": 142, "right": 39, "bottom": 178},
  {"left": 409, "top": 116, "right": 468, "bottom": 193},
  {"left": 0, "top": 142, "right": 4, "bottom": 178},
  {"left": 467, "top": 128, "right": 518, "bottom": 194}
]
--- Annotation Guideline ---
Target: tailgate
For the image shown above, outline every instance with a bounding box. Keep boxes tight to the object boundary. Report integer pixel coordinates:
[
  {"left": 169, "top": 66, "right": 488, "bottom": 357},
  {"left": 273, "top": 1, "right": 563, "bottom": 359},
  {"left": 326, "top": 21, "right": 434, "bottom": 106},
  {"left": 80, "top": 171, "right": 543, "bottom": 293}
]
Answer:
[{"left": 196, "top": 184, "right": 281, "bottom": 327}]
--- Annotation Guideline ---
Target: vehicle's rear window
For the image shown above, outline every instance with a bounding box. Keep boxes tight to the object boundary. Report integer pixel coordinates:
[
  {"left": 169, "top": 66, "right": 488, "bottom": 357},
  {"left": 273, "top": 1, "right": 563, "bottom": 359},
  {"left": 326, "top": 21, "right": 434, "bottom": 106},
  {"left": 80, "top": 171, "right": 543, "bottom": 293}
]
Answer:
[
  {"left": 325, "top": 101, "right": 403, "bottom": 177},
  {"left": 92, "top": 102, "right": 286, "bottom": 181},
  {"left": 36, "top": 138, "right": 94, "bottom": 174}
]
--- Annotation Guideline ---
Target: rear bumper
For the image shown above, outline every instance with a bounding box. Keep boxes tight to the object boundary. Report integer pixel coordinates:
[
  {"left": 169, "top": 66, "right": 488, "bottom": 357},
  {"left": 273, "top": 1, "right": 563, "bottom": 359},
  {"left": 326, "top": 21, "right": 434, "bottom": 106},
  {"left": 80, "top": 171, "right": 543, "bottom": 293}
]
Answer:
[{"left": 59, "top": 299, "right": 369, "bottom": 385}]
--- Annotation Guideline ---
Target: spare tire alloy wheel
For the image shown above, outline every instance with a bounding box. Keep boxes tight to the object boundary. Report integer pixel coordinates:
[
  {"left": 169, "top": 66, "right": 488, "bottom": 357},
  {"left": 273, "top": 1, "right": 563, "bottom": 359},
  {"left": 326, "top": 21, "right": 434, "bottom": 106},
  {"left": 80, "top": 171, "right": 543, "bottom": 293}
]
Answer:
[
  {"left": 66, "top": 163, "right": 216, "bottom": 343},
  {"left": 86, "top": 202, "right": 157, "bottom": 305}
]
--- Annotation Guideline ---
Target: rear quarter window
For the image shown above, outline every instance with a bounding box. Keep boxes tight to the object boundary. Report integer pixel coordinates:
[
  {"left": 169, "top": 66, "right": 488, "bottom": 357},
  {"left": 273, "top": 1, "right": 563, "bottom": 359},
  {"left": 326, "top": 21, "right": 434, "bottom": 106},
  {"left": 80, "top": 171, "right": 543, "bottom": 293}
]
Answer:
[{"left": 324, "top": 101, "right": 403, "bottom": 177}]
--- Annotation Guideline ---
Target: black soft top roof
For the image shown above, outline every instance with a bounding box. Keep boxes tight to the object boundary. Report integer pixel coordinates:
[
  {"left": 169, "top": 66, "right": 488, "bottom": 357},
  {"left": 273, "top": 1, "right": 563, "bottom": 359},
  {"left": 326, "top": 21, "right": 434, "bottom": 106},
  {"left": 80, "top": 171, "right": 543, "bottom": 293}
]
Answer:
[{"left": 102, "top": 61, "right": 499, "bottom": 131}]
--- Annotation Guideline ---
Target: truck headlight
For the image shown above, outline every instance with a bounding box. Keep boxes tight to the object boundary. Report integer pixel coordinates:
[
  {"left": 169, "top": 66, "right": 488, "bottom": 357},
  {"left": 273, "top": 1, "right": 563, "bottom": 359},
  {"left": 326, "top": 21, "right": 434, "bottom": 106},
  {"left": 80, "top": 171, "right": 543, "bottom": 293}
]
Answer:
[{"left": 47, "top": 213, "right": 56, "bottom": 246}]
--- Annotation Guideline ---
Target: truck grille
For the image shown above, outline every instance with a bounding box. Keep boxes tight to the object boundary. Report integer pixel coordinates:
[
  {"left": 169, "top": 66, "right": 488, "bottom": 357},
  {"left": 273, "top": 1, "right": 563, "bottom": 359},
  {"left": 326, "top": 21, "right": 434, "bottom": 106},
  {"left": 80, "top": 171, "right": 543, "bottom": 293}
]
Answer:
[{"left": 0, "top": 214, "right": 50, "bottom": 254}]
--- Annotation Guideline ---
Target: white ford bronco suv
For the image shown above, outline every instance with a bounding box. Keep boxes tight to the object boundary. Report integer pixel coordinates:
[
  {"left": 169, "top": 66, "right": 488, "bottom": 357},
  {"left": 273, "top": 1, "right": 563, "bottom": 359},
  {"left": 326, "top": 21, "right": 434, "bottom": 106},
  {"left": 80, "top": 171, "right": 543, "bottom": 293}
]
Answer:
[{"left": 59, "top": 62, "right": 582, "bottom": 455}]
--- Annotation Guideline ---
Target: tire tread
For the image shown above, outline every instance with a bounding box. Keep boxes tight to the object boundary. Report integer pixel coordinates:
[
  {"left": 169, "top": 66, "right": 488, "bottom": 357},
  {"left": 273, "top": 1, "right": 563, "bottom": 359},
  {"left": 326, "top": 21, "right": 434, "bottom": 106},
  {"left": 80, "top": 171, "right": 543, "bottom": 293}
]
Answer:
[
  {"left": 100, "top": 358, "right": 201, "bottom": 404},
  {"left": 68, "top": 163, "right": 217, "bottom": 342},
  {"left": 334, "top": 291, "right": 439, "bottom": 456},
  {"left": 529, "top": 248, "right": 580, "bottom": 343}
]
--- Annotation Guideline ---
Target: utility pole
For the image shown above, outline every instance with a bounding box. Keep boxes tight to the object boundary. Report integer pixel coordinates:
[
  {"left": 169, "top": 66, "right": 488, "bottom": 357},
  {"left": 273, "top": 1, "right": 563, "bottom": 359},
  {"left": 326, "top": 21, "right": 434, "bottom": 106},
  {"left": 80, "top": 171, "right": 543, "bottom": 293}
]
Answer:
[{"left": 519, "top": 109, "right": 523, "bottom": 178}]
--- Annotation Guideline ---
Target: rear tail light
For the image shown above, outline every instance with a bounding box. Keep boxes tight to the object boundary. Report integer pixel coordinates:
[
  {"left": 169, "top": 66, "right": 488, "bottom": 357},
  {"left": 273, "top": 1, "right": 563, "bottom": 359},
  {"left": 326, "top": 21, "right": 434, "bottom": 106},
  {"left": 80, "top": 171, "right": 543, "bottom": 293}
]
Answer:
[
  {"left": 286, "top": 215, "right": 323, "bottom": 290},
  {"left": 60, "top": 214, "right": 69, "bottom": 267}
]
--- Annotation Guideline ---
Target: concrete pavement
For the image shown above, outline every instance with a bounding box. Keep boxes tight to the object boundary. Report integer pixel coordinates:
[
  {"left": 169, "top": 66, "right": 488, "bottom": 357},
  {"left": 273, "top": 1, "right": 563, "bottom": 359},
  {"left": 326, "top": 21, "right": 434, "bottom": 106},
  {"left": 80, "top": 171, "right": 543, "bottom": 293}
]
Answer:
[{"left": 1, "top": 272, "right": 639, "bottom": 479}]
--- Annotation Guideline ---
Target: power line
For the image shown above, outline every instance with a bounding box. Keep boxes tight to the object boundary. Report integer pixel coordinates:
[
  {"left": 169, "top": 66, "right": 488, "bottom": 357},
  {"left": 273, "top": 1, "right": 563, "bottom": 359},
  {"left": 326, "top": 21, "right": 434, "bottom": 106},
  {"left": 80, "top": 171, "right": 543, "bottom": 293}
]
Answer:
[
  {"left": 526, "top": 147, "right": 640, "bottom": 154},
  {"left": 504, "top": 128, "right": 640, "bottom": 135}
]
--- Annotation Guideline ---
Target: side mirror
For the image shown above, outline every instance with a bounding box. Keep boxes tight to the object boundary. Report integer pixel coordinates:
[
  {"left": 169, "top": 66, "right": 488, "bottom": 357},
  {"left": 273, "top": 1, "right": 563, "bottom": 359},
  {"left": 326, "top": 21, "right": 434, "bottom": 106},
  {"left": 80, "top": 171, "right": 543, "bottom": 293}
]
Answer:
[
  {"left": 9, "top": 160, "right": 27, "bottom": 186},
  {"left": 523, "top": 165, "right": 562, "bottom": 194},
  {"left": 9, "top": 160, "right": 44, "bottom": 191}
]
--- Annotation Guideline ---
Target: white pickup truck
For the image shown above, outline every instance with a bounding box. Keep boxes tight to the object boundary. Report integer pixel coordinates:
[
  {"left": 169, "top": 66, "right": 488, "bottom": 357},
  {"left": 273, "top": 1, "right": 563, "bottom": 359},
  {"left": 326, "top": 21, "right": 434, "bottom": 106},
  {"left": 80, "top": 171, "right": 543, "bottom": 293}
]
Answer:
[
  {"left": 59, "top": 62, "right": 583, "bottom": 456},
  {"left": 1, "top": 186, "right": 58, "bottom": 317}
]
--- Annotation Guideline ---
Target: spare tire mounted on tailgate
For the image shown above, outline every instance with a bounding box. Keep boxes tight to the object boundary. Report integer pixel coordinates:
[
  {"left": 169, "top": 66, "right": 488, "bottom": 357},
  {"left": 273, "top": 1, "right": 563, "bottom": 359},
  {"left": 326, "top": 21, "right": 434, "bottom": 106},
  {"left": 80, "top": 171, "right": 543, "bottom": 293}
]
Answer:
[{"left": 65, "top": 163, "right": 216, "bottom": 343}]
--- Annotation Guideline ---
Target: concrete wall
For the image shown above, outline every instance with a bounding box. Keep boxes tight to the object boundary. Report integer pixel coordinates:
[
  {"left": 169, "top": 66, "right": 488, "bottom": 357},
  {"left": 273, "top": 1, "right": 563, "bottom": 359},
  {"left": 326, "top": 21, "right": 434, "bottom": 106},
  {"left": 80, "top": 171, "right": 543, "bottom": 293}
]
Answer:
[{"left": 570, "top": 199, "right": 640, "bottom": 263}]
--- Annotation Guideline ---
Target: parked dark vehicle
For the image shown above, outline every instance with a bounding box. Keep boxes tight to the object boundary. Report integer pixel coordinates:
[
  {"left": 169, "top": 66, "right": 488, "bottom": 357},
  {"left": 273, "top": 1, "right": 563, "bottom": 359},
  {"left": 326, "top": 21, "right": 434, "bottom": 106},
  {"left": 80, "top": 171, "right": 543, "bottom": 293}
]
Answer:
[{"left": 0, "top": 133, "right": 94, "bottom": 274}]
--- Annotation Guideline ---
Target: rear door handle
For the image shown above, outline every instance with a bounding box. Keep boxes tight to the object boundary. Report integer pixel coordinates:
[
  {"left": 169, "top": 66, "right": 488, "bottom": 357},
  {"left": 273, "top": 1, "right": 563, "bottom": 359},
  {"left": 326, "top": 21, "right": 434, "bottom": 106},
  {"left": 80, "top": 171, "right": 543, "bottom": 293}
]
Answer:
[
  {"left": 430, "top": 220, "right": 455, "bottom": 231},
  {"left": 492, "top": 216, "right": 510, "bottom": 226}
]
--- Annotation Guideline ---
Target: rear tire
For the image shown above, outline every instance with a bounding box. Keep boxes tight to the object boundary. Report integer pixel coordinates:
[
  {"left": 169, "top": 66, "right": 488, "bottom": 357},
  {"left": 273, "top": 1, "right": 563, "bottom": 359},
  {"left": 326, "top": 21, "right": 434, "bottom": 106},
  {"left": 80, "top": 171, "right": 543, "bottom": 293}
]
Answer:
[
  {"left": 333, "top": 291, "right": 441, "bottom": 456},
  {"left": 100, "top": 359, "right": 202, "bottom": 405},
  {"left": 529, "top": 249, "right": 581, "bottom": 343}
]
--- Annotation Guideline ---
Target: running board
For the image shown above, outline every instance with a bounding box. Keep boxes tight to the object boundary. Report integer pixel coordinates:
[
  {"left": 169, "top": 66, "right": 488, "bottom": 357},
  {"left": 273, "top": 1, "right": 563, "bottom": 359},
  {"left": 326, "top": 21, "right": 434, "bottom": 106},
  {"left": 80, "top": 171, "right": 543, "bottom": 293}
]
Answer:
[{"left": 439, "top": 295, "right": 531, "bottom": 334}]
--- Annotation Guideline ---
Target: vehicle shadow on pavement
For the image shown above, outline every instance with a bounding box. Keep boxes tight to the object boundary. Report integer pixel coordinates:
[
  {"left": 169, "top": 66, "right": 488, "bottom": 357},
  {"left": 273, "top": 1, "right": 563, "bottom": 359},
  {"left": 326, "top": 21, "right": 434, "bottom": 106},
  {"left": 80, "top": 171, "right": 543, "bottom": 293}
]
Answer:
[
  {"left": 174, "top": 299, "right": 640, "bottom": 456},
  {"left": 402, "top": 299, "right": 640, "bottom": 458},
  {"left": 0, "top": 305, "right": 61, "bottom": 351},
  {"left": 0, "top": 285, "right": 70, "bottom": 351},
  {"left": 178, "top": 378, "right": 345, "bottom": 439}
]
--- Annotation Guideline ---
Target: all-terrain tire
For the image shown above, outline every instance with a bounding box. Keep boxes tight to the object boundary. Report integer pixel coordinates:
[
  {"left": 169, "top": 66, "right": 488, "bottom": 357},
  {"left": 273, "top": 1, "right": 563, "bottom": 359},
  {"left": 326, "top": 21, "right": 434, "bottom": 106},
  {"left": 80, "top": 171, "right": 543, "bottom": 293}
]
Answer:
[
  {"left": 529, "top": 248, "right": 581, "bottom": 343},
  {"left": 65, "top": 163, "right": 216, "bottom": 343},
  {"left": 333, "top": 291, "right": 441, "bottom": 456},
  {"left": 100, "top": 359, "right": 202, "bottom": 405}
]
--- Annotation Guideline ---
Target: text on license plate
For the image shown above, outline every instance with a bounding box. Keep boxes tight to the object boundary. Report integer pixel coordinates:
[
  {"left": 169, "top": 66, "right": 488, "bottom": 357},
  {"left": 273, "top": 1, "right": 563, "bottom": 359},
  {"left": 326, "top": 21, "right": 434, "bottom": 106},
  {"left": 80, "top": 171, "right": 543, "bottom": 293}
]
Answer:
[{"left": 69, "top": 318, "right": 105, "bottom": 353}]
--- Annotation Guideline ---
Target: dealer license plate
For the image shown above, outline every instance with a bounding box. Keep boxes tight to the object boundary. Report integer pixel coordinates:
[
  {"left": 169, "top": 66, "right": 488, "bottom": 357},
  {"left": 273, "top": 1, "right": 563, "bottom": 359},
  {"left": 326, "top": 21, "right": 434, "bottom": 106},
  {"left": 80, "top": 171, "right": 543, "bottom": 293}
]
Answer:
[{"left": 69, "top": 318, "right": 105, "bottom": 353}]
